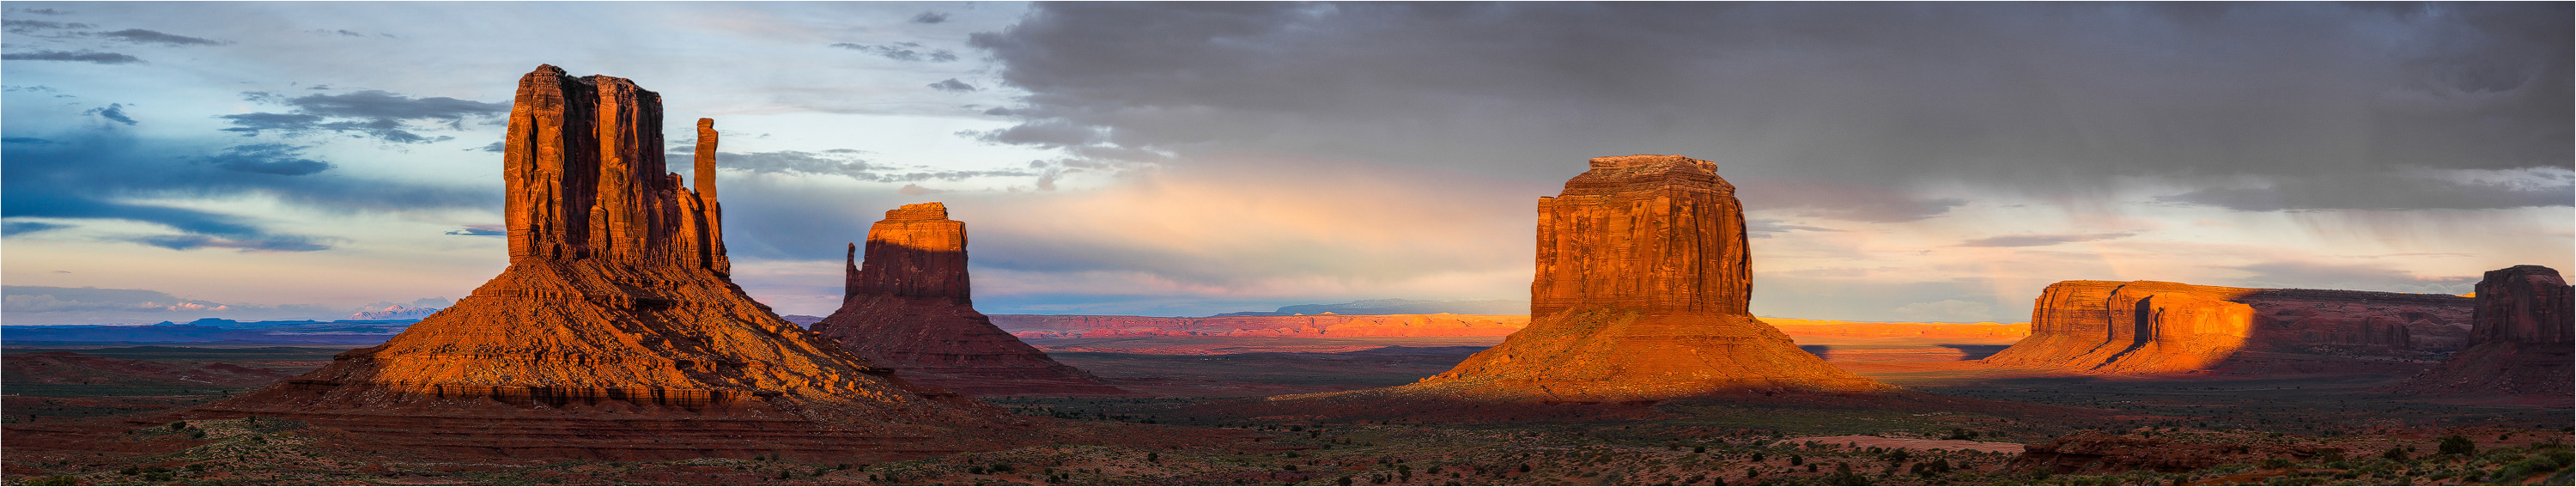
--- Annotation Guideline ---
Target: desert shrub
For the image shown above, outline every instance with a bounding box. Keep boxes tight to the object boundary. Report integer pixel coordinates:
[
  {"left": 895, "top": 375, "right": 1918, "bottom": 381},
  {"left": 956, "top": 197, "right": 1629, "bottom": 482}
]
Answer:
[
  {"left": 2439, "top": 435, "right": 2476, "bottom": 456},
  {"left": 2260, "top": 458, "right": 2294, "bottom": 469},
  {"left": 168, "top": 421, "right": 188, "bottom": 431},
  {"left": 1826, "top": 463, "right": 1868, "bottom": 485},
  {"left": 2489, "top": 449, "right": 2573, "bottom": 483},
  {"left": 21, "top": 474, "right": 79, "bottom": 486},
  {"left": 1788, "top": 454, "right": 1801, "bottom": 466},
  {"left": 967, "top": 466, "right": 986, "bottom": 475},
  {"left": 2382, "top": 447, "right": 2409, "bottom": 461}
]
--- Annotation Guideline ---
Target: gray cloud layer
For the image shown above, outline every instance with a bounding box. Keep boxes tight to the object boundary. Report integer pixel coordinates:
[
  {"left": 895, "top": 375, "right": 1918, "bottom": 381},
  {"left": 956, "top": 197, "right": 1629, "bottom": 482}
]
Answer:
[
  {"left": 222, "top": 89, "right": 506, "bottom": 143},
  {"left": 969, "top": 3, "right": 2571, "bottom": 215}
]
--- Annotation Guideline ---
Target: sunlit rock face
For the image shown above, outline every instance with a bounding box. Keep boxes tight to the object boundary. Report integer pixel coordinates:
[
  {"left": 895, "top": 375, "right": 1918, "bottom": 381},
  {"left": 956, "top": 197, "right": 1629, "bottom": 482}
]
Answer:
[
  {"left": 811, "top": 203, "right": 1125, "bottom": 396},
  {"left": 185, "top": 65, "right": 1027, "bottom": 462},
  {"left": 2385, "top": 265, "right": 2573, "bottom": 399},
  {"left": 1984, "top": 280, "right": 2474, "bottom": 375},
  {"left": 1321, "top": 155, "right": 1886, "bottom": 402}
]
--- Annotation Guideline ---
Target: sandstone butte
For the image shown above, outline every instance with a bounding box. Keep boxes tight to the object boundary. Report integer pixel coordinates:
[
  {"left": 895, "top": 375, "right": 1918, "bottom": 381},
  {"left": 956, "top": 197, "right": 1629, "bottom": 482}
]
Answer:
[
  {"left": 808, "top": 203, "right": 1126, "bottom": 396},
  {"left": 1274, "top": 155, "right": 1889, "bottom": 405},
  {"left": 133, "top": 65, "right": 1029, "bottom": 462},
  {"left": 1979, "top": 280, "right": 2473, "bottom": 375},
  {"left": 2383, "top": 265, "right": 2573, "bottom": 399},
  {"left": 989, "top": 314, "right": 1529, "bottom": 338}
]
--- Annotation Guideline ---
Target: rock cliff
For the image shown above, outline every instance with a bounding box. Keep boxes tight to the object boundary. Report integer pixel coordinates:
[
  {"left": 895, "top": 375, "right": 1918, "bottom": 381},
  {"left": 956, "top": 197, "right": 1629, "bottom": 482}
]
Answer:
[
  {"left": 1280, "top": 155, "right": 1886, "bottom": 404},
  {"left": 175, "top": 65, "right": 1030, "bottom": 462},
  {"left": 810, "top": 203, "right": 1125, "bottom": 397},
  {"left": 2385, "top": 265, "right": 2573, "bottom": 399},
  {"left": 1981, "top": 280, "right": 2473, "bottom": 374}
]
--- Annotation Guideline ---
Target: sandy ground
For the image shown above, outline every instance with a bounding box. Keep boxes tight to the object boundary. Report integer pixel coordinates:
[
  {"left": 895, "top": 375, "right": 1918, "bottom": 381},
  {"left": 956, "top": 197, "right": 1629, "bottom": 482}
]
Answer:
[{"left": 1781, "top": 435, "right": 2026, "bottom": 454}]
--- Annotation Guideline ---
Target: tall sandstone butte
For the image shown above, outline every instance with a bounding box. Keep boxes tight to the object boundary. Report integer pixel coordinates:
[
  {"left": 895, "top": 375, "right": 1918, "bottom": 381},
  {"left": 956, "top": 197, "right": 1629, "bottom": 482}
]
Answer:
[
  {"left": 2385, "top": 265, "right": 2573, "bottom": 399},
  {"left": 1982, "top": 280, "right": 2473, "bottom": 374},
  {"left": 1284, "top": 155, "right": 1885, "bottom": 404},
  {"left": 179, "top": 65, "right": 1025, "bottom": 461},
  {"left": 811, "top": 203, "right": 1125, "bottom": 396}
]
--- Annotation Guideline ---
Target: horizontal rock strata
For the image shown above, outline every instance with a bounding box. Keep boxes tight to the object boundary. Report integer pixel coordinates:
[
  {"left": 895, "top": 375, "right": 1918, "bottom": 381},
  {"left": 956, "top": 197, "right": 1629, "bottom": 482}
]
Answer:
[
  {"left": 811, "top": 203, "right": 1125, "bottom": 397},
  {"left": 1981, "top": 280, "right": 2472, "bottom": 374}
]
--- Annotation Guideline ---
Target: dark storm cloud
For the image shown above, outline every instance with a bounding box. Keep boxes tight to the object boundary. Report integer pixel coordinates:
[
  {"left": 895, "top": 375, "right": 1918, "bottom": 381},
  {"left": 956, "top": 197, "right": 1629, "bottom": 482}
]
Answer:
[
  {"left": 968, "top": 3, "right": 2573, "bottom": 214},
  {"left": 829, "top": 42, "right": 959, "bottom": 63},
  {"left": 221, "top": 89, "right": 506, "bottom": 143},
  {"left": 83, "top": 103, "right": 137, "bottom": 125},
  {"left": 927, "top": 78, "right": 977, "bottom": 92},
  {"left": 1956, "top": 232, "right": 2138, "bottom": 248},
  {"left": 94, "top": 28, "right": 224, "bottom": 46},
  {"left": 3, "top": 50, "right": 141, "bottom": 64},
  {"left": 2155, "top": 170, "right": 2573, "bottom": 211},
  {"left": 685, "top": 150, "right": 1031, "bottom": 183},
  {"left": 913, "top": 11, "right": 950, "bottom": 24},
  {"left": 2, "top": 128, "right": 489, "bottom": 253},
  {"left": 2224, "top": 260, "right": 2475, "bottom": 292}
]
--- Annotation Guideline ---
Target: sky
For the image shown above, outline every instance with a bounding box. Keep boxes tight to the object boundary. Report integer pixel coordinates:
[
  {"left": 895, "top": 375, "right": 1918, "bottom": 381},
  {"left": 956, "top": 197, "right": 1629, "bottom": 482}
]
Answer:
[{"left": 3, "top": 2, "right": 2568, "bottom": 325}]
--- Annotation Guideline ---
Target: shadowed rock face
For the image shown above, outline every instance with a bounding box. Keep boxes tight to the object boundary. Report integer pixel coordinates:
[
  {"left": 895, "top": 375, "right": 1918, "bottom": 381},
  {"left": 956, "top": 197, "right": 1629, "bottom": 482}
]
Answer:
[
  {"left": 1983, "top": 280, "right": 2473, "bottom": 374},
  {"left": 811, "top": 203, "right": 1125, "bottom": 397},
  {"left": 179, "top": 65, "right": 1027, "bottom": 462},
  {"left": 2386, "top": 265, "right": 2573, "bottom": 399},
  {"left": 1288, "top": 155, "right": 1885, "bottom": 403}
]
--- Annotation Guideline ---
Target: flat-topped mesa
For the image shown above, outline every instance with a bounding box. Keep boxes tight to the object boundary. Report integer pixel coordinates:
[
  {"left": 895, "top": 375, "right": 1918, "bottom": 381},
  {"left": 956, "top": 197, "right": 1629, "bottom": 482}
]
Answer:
[
  {"left": 178, "top": 65, "right": 1026, "bottom": 462},
  {"left": 1983, "top": 280, "right": 2475, "bottom": 374},
  {"left": 1534, "top": 155, "right": 1749, "bottom": 318},
  {"left": 1270, "top": 155, "right": 1882, "bottom": 405},
  {"left": 812, "top": 202, "right": 1124, "bottom": 396},
  {"left": 2385, "top": 265, "right": 2573, "bottom": 398}
]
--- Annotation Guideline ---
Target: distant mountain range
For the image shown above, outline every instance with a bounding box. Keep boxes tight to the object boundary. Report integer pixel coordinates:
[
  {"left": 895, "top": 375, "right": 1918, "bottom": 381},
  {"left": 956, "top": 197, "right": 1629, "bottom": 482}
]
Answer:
[
  {"left": 1211, "top": 299, "right": 1528, "bottom": 317},
  {"left": 1, "top": 318, "right": 416, "bottom": 346}
]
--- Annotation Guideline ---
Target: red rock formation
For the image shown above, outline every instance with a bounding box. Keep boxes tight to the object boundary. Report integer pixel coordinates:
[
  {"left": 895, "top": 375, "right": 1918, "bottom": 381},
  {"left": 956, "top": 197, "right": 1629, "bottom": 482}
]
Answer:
[
  {"left": 1982, "top": 280, "right": 2473, "bottom": 374},
  {"left": 990, "top": 314, "right": 1528, "bottom": 338},
  {"left": 2385, "top": 265, "right": 2573, "bottom": 399},
  {"left": 1282, "top": 155, "right": 1886, "bottom": 403},
  {"left": 810, "top": 203, "right": 1125, "bottom": 397},
  {"left": 168, "top": 65, "right": 1029, "bottom": 462}
]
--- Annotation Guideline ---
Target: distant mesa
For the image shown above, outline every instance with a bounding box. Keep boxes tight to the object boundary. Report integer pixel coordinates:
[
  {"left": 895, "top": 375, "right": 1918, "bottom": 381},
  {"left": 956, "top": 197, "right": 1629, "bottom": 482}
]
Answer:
[
  {"left": 1278, "top": 155, "right": 1888, "bottom": 404},
  {"left": 810, "top": 202, "right": 1126, "bottom": 397},
  {"left": 1210, "top": 299, "right": 1532, "bottom": 317},
  {"left": 2384, "top": 265, "right": 2573, "bottom": 399},
  {"left": 145, "top": 65, "right": 1027, "bottom": 462},
  {"left": 349, "top": 305, "right": 440, "bottom": 320},
  {"left": 992, "top": 314, "right": 1527, "bottom": 338},
  {"left": 1980, "top": 280, "right": 2473, "bottom": 375}
]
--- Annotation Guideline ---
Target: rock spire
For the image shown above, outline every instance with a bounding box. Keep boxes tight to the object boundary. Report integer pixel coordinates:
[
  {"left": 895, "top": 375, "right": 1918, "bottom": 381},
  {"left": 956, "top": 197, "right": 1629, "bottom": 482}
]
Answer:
[{"left": 811, "top": 203, "right": 1125, "bottom": 396}]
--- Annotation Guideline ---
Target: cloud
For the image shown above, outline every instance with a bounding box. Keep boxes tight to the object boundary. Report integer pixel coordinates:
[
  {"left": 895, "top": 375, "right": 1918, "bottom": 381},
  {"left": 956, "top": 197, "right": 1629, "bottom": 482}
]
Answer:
[
  {"left": 203, "top": 143, "right": 333, "bottom": 176},
  {"left": 829, "top": 42, "right": 959, "bottom": 62},
  {"left": 2, "top": 128, "right": 488, "bottom": 253},
  {"left": 83, "top": 103, "right": 137, "bottom": 125},
  {"left": 2223, "top": 260, "right": 2476, "bottom": 293},
  {"left": 927, "top": 78, "right": 977, "bottom": 92},
  {"left": 1744, "top": 218, "right": 1838, "bottom": 238},
  {"left": 3, "top": 50, "right": 141, "bottom": 64},
  {"left": 3, "top": 137, "right": 58, "bottom": 144},
  {"left": 94, "top": 28, "right": 225, "bottom": 46},
  {"left": 967, "top": 3, "right": 2571, "bottom": 211},
  {"left": 2, "top": 221, "right": 71, "bottom": 235},
  {"left": 2156, "top": 168, "right": 2574, "bottom": 211},
  {"left": 1, "top": 285, "right": 348, "bottom": 323},
  {"left": 685, "top": 150, "right": 1031, "bottom": 182},
  {"left": 11, "top": 8, "right": 70, "bottom": 15},
  {"left": 1957, "top": 232, "right": 2138, "bottom": 247},
  {"left": 444, "top": 224, "right": 504, "bottom": 236},
  {"left": 2, "top": 19, "right": 91, "bottom": 34},
  {"left": 913, "top": 11, "right": 950, "bottom": 24},
  {"left": 220, "top": 89, "right": 506, "bottom": 143}
]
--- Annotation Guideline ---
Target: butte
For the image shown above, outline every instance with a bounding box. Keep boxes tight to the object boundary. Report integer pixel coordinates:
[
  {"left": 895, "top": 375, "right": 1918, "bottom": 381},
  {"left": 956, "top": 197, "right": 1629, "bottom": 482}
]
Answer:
[
  {"left": 1272, "top": 155, "right": 1887, "bottom": 407},
  {"left": 2383, "top": 265, "right": 2573, "bottom": 400},
  {"left": 149, "top": 65, "right": 1029, "bottom": 461},
  {"left": 809, "top": 203, "right": 1126, "bottom": 396}
]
